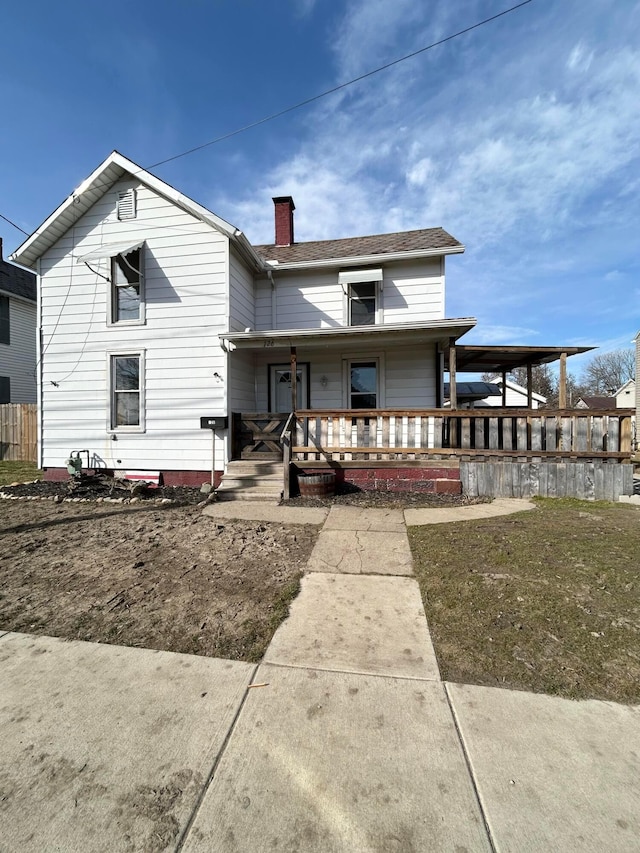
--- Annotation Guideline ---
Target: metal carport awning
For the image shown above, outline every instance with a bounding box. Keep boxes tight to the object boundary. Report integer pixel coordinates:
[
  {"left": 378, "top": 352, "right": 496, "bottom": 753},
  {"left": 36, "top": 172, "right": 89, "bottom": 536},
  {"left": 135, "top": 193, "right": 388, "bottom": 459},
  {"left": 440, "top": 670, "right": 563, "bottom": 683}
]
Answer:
[
  {"left": 77, "top": 240, "right": 145, "bottom": 264},
  {"left": 444, "top": 344, "right": 595, "bottom": 409}
]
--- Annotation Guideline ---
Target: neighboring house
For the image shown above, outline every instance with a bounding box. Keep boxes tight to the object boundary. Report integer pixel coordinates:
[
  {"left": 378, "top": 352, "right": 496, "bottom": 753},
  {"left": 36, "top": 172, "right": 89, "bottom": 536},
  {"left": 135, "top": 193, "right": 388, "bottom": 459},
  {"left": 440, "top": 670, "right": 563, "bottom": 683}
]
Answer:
[
  {"left": 575, "top": 396, "right": 616, "bottom": 410},
  {"left": 11, "top": 151, "right": 474, "bottom": 484},
  {"left": 476, "top": 379, "right": 547, "bottom": 409},
  {"left": 0, "top": 237, "right": 37, "bottom": 403},
  {"left": 443, "top": 381, "right": 502, "bottom": 408},
  {"left": 615, "top": 379, "right": 636, "bottom": 409},
  {"left": 446, "top": 378, "right": 546, "bottom": 409}
]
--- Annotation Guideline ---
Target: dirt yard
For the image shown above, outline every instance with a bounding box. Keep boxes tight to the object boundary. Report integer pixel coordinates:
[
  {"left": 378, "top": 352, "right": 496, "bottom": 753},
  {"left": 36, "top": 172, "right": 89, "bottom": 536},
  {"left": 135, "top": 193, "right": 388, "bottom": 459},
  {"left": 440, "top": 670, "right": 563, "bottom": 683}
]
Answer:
[{"left": 0, "top": 500, "right": 318, "bottom": 661}]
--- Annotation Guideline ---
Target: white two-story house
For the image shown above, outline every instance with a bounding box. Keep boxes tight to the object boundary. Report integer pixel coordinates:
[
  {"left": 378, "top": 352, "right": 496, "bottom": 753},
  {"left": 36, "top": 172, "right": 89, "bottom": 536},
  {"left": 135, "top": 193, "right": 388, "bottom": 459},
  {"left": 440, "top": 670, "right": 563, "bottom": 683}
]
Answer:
[
  {"left": 14, "top": 151, "right": 628, "bottom": 499},
  {"left": 11, "top": 151, "right": 476, "bottom": 490}
]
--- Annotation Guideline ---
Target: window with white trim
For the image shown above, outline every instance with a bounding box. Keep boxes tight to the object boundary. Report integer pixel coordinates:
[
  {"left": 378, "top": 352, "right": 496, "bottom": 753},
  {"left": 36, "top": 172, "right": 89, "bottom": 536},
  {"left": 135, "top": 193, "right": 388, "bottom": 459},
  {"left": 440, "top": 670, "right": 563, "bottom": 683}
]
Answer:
[
  {"left": 348, "top": 282, "right": 377, "bottom": 326},
  {"left": 349, "top": 360, "right": 378, "bottom": 408},
  {"left": 111, "top": 247, "right": 144, "bottom": 324},
  {"left": 110, "top": 354, "right": 143, "bottom": 429},
  {"left": 339, "top": 268, "right": 383, "bottom": 326}
]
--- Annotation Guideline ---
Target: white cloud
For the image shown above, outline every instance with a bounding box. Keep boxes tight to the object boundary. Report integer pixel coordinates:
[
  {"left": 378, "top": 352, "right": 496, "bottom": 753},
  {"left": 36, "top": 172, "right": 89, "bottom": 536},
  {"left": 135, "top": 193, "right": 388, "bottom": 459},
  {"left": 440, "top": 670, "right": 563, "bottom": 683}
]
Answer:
[
  {"left": 465, "top": 325, "right": 541, "bottom": 345},
  {"left": 211, "top": 0, "right": 640, "bottom": 349},
  {"left": 567, "top": 42, "right": 594, "bottom": 72}
]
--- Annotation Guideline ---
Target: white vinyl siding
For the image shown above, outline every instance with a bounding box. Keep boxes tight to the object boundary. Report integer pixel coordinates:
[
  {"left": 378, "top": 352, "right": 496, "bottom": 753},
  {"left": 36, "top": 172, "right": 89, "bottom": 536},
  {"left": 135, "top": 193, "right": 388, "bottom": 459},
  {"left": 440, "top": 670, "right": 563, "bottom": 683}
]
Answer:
[
  {"left": 38, "top": 178, "right": 229, "bottom": 472},
  {"left": 382, "top": 259, "right": 444, "bottom": 324},
  {"left": 251, "top": 344, "right": 437, "bottom": 411},
  {"left": 0, "top": 295, "right": 37, "bottom": 402},
  {"left": 228, "top": 247, "right": 255, "bottom": 332},
  {"left": 255, "top": 258, "right": 444, "bottom": 332}
]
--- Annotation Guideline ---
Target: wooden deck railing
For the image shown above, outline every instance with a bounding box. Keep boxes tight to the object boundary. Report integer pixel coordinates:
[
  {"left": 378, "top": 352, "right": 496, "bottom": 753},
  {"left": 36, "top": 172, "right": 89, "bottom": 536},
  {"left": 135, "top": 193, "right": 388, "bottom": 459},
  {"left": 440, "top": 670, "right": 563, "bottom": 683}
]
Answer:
[{"left": 291, "top": 409, "right": 634, "bottom": 462}]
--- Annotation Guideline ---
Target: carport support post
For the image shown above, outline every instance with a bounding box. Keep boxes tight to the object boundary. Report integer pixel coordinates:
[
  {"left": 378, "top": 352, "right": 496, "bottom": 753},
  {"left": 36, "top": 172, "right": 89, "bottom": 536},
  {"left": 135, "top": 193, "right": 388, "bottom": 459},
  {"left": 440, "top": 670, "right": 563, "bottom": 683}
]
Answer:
[
  {"left": 449, "top": 339, "right": 457, "bottom": 409},
  {"left": 501, "top": 370, "right": 507, "bottom": 406},
  {"left": 527, "top": 363, "right": 533, "bottom": 408},
  {"left": 558, "top": 351, "right": 567, "bottom": 408},
  {"left": 290, "top": 346, "right": 297, "bottom": 413},
  {"left": 449, "top": 338, "right": 458, "bottom": 448}
]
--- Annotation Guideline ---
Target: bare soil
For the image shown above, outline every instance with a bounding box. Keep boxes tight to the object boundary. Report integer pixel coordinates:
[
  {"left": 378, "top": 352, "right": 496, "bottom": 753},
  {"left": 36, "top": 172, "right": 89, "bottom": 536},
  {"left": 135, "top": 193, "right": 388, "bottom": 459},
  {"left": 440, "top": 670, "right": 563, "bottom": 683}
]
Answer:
[
  {"left": 409, "top": 498, "right": 640, "bottom": 703},
  {"left": 0, "top": 500, "right": 318, "bottom": 661}
]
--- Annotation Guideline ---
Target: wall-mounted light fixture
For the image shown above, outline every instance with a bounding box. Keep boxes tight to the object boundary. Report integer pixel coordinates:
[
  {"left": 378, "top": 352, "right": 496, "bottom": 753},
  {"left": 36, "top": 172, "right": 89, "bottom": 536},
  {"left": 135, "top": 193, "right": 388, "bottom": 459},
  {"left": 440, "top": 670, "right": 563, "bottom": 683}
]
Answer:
[
  {"left": 213, "top": 372, "right": 223, "bottom": 383},
  {"left": 320, "top": 375, "right": 328, "bottom": 388}
]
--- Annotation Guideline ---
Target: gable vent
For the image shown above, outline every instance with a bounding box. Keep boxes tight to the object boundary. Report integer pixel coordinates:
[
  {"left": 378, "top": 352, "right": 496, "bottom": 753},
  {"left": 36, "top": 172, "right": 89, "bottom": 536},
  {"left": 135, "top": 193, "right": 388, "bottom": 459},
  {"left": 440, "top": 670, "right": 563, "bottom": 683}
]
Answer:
[{"left": 117, "top": 189, "right": 137, "bottom": 221}]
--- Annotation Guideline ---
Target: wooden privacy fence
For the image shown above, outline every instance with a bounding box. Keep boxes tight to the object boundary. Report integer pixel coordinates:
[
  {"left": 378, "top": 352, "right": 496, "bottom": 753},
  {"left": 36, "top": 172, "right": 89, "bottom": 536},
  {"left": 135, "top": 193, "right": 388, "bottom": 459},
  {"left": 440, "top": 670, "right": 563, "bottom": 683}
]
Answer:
[
  {"left": 0, "top": 404, "right": 37, "bottom": 462},
  {"left": 292, "top": 409, "right": 633, "bottom": 462}
]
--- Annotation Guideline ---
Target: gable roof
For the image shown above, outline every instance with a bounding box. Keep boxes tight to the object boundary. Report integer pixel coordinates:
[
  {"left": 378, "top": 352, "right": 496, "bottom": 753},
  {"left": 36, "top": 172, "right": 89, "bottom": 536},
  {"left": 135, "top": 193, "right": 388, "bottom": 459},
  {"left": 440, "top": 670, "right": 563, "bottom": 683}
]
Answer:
[
  {"left": 575, "top": 395, "right": 616, "bottom": 410},
  {"left": 614, "top": 378, "right": 635, "bottom": 396},
  {"left": 10, "top": 151, "right": 264, "bottom": 272},
  {"left": 499, "top": 378, "right": 547, "bottom": 403},
  {"left": 0, "top": 239, "right": 36, "bottom": 301},
  {"left": 254, "top": 227, "right": 463, "bottom": 268}
]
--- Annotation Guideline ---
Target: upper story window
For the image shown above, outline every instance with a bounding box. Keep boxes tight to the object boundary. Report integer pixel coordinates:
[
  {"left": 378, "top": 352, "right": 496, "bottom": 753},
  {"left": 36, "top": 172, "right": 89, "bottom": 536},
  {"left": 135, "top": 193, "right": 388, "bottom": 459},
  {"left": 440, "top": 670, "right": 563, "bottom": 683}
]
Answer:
[
  {"left": 348, "top": 282, "right": 377, "bottom": 326},
  {"left": 0, "top": 295, "right": 9, "bottom": 345},
  {"left": 117, "top": 189, "right": 137, "bottom": 220},
  {"left": 111, "top": 247, "right": 144, "bottom": 324},
  {"left": 339, "top": 268, "right": 383, "bottom": 326}
]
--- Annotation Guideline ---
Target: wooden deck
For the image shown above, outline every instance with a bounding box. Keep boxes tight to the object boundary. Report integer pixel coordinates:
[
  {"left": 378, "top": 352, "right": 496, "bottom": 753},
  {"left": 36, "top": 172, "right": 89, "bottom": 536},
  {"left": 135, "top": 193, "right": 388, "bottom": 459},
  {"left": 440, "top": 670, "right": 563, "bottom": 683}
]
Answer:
[{"left": 290, "top": 408, "right": 634, "bottom": 462}]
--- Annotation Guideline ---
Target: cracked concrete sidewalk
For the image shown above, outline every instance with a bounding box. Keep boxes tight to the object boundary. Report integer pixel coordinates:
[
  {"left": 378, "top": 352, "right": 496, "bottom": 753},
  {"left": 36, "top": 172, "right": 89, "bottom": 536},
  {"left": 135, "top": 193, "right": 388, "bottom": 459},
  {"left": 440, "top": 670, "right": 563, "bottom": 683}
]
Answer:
[{"left": 2, "top": 498, "right": 640, "bottom": 852}]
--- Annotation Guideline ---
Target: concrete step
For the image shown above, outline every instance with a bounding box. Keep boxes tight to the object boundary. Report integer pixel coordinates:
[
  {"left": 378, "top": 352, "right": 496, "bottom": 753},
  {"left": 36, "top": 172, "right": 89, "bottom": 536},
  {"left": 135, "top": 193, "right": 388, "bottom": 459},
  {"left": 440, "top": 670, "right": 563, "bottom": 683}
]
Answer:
[{"left": 216, "top": 488, "right": 281, "bottom": 503}]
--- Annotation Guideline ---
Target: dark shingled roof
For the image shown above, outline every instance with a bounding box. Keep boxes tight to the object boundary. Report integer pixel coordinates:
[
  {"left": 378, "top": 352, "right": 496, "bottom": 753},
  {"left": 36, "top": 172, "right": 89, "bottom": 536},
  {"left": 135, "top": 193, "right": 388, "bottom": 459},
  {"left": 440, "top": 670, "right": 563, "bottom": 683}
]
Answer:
[
  {"left": 254, "top": 227, "right": 462, "bottom": 265},
  {"left": 576, "top": 396, "right": 617, "bottom": 410},
  {"left": 0, "top": 239, "right": 36, "bottom": 301}
]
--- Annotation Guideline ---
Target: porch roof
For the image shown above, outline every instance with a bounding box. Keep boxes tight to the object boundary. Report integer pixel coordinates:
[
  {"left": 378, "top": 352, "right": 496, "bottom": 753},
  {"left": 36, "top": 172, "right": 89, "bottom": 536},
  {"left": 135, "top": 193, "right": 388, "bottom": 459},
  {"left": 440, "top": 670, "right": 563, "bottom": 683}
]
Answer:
[
  {"left": 220, "top": 318, "right": 476, "bottom": 351},
  {"left": 445, "top": 344, "right": 594, "bottom": 373}
]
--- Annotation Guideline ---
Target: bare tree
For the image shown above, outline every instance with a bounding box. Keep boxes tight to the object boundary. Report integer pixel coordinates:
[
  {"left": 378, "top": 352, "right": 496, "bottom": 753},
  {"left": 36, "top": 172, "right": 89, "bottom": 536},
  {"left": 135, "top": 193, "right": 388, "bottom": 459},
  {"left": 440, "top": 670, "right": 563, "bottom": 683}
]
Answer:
[{"left": 581, "top": 349, "right": 635, "bottom": 395}]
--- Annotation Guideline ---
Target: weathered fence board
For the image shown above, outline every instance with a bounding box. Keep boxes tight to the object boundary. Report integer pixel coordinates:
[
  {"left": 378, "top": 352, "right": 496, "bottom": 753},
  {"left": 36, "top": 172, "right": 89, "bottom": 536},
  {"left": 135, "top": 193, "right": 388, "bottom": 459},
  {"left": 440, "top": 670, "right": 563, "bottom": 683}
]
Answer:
[
  {"left": 460, "top": 460, "right": 633, "bottom": 501},
  {"left": 0, "top": 404, "right": 37, "bottom": 462}
]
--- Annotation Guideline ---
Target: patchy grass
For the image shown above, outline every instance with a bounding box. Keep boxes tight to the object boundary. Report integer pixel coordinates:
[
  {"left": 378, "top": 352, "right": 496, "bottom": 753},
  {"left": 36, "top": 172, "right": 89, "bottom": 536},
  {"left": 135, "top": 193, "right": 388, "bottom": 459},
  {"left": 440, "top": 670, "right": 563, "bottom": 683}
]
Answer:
[
  {"left": 409, "top": 499, "right": 640, "bottom": 703},
  {"left": 0, "top": 461, "right": 42, "bottom": 486}
]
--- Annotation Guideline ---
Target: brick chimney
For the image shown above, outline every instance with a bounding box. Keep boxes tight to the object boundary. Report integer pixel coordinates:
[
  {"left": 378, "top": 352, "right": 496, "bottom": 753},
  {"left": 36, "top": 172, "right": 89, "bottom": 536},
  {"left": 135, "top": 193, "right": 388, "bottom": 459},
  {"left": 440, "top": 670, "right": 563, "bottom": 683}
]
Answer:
[{"left": 273, "top": 196, "right": 295, "bottom": 247}]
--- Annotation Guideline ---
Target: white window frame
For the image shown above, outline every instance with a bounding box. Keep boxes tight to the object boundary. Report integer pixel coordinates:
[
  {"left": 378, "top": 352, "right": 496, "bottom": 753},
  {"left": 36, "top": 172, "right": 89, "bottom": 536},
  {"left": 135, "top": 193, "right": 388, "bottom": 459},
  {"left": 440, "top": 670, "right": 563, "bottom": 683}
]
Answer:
[
  {"left": 342, "top": 353, "right": 385, "bottom": 409},
  {"left": 108, "top": 246, "right": 145, "bottom": 327},
  {"left": 339, "top": 268, "right": 383, "bottom": 326},
  {"left": 107, "top": 350, "right": 146, "bottom": 433}
]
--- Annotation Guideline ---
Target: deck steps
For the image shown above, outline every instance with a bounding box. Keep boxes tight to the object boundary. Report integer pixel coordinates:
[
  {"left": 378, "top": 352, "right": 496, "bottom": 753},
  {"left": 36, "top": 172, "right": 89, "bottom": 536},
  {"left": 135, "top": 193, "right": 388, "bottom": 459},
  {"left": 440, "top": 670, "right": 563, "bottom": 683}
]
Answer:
[{"left": 216, "top": 460, "right": 283, "bottom": 502}]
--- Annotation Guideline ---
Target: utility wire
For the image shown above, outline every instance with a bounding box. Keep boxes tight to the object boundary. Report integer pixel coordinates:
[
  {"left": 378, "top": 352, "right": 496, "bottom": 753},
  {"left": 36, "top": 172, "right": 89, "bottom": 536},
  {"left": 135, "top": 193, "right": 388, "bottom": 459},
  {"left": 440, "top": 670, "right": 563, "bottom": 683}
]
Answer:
[
  {"left": 0, "top": 213, "right": 29, "bottom": 236},
  {"left": 4, "top": 0, "right": 534, "bottom": 239},
  {"left": 148, "top": 0, "right": 534, "bottom": 169}
]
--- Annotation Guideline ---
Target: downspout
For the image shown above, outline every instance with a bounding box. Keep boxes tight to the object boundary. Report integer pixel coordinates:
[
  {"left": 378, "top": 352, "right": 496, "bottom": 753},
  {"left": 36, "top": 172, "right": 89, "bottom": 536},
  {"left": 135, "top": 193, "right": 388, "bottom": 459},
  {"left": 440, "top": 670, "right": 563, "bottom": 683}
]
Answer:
[
  {"left": 36, "top": 258, "right": 43, "bottom": 469},
  {"left": 268, "top": 269, "right": 277, "bottom": 329}
]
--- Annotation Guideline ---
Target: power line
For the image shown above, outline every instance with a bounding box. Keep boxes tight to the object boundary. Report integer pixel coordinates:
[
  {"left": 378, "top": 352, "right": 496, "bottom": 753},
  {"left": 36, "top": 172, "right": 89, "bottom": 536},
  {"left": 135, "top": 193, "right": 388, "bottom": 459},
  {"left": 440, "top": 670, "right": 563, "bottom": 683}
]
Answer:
[
  {"left": 148, "top": 0, "right": 534, "bottom": 169},
  {"left": 0, "top": 213, "right": 29, "bottom": 236},
  {"left": 4, "top": 0, "right": 535, "bottom": 241}
]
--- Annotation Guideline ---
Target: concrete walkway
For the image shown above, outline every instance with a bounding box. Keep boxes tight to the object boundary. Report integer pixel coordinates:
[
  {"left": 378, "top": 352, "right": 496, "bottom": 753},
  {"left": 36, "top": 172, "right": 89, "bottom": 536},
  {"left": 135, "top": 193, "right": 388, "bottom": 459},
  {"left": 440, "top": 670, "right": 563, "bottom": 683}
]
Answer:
[{"left": 1, "top": 498, "right": 639, "bottom": 851}]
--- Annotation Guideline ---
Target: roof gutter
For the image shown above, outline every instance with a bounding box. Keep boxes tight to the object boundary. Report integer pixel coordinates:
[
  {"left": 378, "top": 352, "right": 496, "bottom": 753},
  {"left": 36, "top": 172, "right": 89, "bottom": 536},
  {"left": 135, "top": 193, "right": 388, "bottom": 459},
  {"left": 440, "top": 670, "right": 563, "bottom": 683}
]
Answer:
[{"left": 263, "top": 244, "right": 465, "bottom": 272}]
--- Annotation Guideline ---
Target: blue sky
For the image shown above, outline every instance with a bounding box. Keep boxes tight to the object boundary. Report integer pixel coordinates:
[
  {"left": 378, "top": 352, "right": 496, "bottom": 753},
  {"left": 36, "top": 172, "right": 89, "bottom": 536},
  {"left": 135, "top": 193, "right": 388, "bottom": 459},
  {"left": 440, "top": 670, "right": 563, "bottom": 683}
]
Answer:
[{"left": 2, "top": 0, "right": 639, "bottom": 372}]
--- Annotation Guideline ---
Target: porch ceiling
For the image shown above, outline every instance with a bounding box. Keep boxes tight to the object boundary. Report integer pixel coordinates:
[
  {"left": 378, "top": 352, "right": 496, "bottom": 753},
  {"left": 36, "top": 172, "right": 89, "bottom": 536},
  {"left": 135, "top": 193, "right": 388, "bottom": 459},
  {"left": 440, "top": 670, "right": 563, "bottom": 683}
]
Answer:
[
  {"left": 220, "top": 318, "right": 476, "bottom": 351},
  {"left": 445, "top": 344, "right": 595, "bottom": 374}
]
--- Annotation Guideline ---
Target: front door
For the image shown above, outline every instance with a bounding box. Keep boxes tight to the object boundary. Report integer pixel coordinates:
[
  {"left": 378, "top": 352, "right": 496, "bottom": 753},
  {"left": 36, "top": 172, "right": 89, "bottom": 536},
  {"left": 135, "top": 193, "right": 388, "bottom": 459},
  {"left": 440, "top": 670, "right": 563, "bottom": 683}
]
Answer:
[{"left": 270, "top": 364, "right": 308, "bottom": 412}]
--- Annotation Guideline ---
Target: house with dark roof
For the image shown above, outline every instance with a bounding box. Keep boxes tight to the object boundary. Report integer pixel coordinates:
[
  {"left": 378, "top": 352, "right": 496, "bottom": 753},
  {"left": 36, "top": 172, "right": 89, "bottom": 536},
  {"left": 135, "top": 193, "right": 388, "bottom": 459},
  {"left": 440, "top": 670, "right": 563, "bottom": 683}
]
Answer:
[
  {"left": 0, "top": 237, "right": 37, "bottom": 403},
  {"left": 11, "top": 152, "right": 633, "bottom": 499}
]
